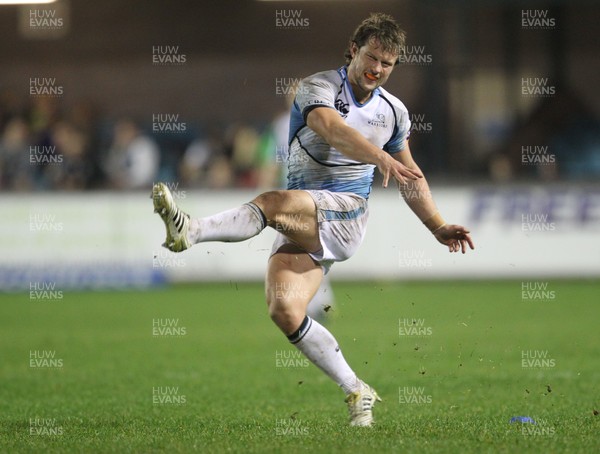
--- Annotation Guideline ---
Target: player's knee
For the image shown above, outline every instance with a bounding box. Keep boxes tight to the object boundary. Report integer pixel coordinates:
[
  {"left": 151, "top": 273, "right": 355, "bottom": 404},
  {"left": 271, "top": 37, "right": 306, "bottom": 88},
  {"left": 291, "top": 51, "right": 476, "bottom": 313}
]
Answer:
[
  {"left": 267, "top": 296, "right": 297, "bottom": 322},
  {"left": 253, "top": 191, "right": 287, "bottom": 220},
  {"left": 267, "top": 297, "right": 305, "bottom": 334}
]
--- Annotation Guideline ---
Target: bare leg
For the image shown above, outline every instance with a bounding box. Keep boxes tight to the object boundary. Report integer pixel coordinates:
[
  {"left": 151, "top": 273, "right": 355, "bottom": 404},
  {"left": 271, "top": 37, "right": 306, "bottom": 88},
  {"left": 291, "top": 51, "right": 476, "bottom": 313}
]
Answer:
[
  {"left": 253, "top": 190, "right": 321, "bottom": 254},
  {"left": 154, "top": 182, "right": 378, "bottom": 424},
  {"left": 266, "top": 244, "right": 323, "bottom": 334},
  {"left": 185, "top": 190, "right": 321, "bottom": 253},
  {"left": 266, "top": 244, "right": 360, "bottom": 394}
]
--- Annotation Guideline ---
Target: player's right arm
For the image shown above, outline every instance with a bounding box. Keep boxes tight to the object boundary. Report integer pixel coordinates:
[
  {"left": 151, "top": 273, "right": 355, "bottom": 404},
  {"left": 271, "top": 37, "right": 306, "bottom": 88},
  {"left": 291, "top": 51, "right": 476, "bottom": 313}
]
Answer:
[{"left": 306, "top": 107, "right": 422, "bottom": 187}]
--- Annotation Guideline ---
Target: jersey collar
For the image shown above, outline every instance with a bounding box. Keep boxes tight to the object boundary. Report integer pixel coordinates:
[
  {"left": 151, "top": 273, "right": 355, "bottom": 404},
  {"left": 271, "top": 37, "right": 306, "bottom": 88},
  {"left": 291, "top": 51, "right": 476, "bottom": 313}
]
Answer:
[{"left": 338, "top": 66, "right": 380, "bottom": 108}]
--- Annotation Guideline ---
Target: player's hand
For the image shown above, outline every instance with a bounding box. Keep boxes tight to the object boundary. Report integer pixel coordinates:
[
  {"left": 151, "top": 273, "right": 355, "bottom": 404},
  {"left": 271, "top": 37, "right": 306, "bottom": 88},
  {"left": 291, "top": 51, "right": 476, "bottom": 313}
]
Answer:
[
  {"left": 433, "top": 224, "right": 475, "bottom": 254},
  {"left": 377, "top": 153, "right": 422, "bottom": 187}
]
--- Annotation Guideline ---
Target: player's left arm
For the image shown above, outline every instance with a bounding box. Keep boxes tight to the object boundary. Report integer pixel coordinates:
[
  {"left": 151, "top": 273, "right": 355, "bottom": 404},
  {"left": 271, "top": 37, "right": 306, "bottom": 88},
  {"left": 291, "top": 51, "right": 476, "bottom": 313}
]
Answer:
[{"left": 394, "top": 142, "right": 475, "bottom": 254}]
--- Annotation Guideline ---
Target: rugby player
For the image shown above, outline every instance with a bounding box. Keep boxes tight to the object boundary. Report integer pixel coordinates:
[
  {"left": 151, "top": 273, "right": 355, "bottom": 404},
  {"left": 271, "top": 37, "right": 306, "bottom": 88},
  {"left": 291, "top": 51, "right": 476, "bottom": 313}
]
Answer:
[{"left": 152, "top": 13, "right": 474, "bottom": 426}]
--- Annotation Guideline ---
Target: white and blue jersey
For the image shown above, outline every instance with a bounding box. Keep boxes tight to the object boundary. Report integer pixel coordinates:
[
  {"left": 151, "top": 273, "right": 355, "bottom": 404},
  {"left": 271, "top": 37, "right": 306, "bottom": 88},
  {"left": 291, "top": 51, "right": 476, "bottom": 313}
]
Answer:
[{"left": 286, "top": 66, "right": 411, "bottom": 199}]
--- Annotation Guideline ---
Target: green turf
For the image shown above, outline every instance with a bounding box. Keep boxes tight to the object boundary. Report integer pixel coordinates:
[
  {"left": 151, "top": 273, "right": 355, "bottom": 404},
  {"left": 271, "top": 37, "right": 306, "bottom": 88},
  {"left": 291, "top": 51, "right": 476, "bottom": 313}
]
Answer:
[{"left": 1, "top": 280, "right": 599, "bottom": 453}]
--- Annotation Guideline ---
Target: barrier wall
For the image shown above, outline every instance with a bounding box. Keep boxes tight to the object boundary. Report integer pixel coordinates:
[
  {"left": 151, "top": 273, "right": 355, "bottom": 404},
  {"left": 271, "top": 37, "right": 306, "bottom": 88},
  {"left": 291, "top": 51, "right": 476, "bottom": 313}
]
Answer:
[{"left": 1, "top": 185, "right": 599, "bottom": 290}]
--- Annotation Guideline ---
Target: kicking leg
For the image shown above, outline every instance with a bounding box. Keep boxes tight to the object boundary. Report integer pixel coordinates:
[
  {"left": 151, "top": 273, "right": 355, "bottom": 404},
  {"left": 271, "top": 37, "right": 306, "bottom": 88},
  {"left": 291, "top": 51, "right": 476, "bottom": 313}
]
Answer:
[
  {"left": 153, "top": 183, "right": 381, "bottom": 425},
  {"left": 152, "top": 183, "right": 319, "bottom": 253},
  {"left": 253, "top": 190, "right": 321, "bottom": 253}
]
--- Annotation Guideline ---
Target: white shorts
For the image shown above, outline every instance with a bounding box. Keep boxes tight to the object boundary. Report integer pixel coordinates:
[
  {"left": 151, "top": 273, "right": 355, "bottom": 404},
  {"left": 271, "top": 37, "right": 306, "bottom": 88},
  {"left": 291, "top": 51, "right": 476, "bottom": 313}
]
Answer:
[{"left": 270, "top": 190, "right": 369, "bottom": 274}]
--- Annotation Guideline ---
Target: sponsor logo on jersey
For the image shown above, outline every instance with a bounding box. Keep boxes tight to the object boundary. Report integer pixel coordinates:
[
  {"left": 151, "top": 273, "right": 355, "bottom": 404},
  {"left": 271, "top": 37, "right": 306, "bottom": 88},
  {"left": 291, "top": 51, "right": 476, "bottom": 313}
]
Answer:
[{"left": 334, "top": 98, "right": 349, "bottom": 118}]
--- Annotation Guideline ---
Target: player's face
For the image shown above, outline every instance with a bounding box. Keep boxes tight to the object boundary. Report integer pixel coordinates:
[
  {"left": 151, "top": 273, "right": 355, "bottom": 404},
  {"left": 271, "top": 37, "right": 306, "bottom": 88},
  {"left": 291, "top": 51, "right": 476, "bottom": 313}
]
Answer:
[{"left": 347, "top": 38, "right": 398, "bottom": 103}]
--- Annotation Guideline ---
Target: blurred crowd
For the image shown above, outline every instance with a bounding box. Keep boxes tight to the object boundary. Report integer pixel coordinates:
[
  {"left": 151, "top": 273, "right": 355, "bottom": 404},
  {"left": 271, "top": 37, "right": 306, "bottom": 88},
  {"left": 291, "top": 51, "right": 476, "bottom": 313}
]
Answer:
[
  {"left": 2, "top": 92, "right": 600, "bottom": 192},
  {"left": 0, "top": 94, "right": 289, "bottom": 192}
]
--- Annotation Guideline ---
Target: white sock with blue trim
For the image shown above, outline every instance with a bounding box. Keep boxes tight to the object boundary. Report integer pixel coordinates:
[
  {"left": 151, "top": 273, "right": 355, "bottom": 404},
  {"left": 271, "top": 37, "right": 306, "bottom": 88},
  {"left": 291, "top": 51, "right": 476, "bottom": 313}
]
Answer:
[
  {"left": 187, "top": 202, "right": 266, "bottom": 244},
  {"left": 288, "top": 316, "right": 359, "bottom": 394}
]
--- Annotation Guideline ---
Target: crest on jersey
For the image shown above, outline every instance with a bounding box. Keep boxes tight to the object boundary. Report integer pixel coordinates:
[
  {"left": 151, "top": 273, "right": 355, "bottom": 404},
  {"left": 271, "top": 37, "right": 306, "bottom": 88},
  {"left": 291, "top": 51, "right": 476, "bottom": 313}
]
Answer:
[{"left": 368, "top": 113, "right": 388, "bottom": 128}]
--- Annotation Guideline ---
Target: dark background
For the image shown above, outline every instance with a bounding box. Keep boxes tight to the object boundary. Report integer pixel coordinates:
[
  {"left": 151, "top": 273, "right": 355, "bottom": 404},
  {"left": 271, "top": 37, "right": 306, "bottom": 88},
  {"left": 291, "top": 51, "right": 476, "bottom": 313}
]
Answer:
[{"left": 1, "top": 0, "right": 599, "bottom": 184}]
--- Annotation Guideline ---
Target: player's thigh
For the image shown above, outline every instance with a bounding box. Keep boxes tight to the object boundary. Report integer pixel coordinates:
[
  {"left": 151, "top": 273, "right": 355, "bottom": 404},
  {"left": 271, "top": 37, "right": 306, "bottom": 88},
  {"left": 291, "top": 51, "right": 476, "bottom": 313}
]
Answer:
[
  {"left": 266, "top": 244, "right": 323, "bottom": 316},
  {"left": 254, "top": 190, "right": 320, "bottom": 252}
]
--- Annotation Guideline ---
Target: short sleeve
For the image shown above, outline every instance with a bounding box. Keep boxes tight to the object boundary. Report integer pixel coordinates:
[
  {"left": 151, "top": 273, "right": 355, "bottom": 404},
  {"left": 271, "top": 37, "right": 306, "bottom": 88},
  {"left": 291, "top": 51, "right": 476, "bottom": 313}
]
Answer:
[
  {"left": 296, "top": 76, "right": 337, "bottom": 122},
  {"left": 384, "top": 109, "right": 411, "bottom": 154}
]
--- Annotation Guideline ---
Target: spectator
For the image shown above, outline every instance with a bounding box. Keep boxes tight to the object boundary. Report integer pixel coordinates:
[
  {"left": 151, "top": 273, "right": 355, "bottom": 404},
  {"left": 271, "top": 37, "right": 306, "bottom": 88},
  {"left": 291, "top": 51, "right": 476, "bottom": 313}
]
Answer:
[
  {"left": 104, "top": 119, "right": 160, "bottom": 189},
  {"left": 43, "top": 120, "right": 91, "bottom": 190},
  {"left": 0, "top": 117, "right": 33, "bottom": 190},
  {"left": 179, "top": 128, "right": 232, "bottom": 188}
]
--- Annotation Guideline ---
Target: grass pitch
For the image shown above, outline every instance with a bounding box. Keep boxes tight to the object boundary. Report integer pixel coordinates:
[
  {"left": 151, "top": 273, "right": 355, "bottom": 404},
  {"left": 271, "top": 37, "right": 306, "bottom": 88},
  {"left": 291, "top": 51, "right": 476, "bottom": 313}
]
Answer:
[{"left": 1, "top": 280, "right": 599, "bottom": 453}]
